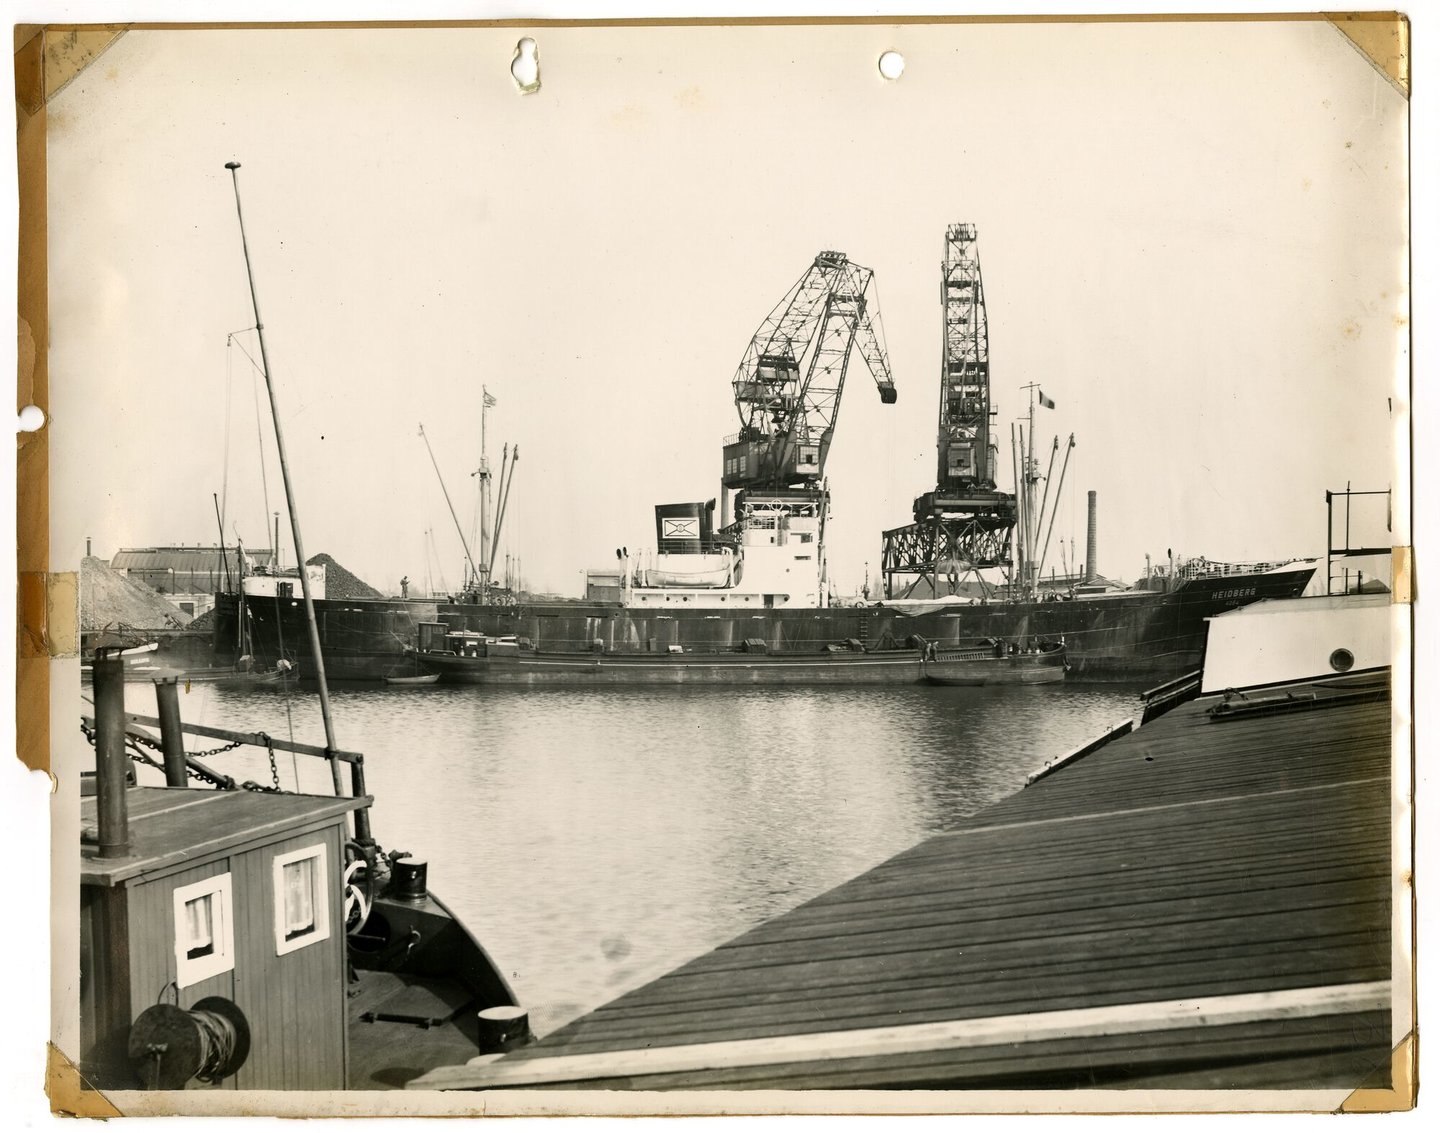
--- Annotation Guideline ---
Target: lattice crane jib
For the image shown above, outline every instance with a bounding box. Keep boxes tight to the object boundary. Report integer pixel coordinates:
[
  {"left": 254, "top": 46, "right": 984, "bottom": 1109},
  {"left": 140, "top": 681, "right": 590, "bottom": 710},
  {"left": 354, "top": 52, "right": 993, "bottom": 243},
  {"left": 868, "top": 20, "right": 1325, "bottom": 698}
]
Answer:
[
  {"left": 725, "top": 251, "right": 897, "bottom": 492},
  {"left": 938, "top": 223, "right": 993, "bottom": 491},
  {"left": 882, "top": 223, "right": 1018, "bottom": 600}
]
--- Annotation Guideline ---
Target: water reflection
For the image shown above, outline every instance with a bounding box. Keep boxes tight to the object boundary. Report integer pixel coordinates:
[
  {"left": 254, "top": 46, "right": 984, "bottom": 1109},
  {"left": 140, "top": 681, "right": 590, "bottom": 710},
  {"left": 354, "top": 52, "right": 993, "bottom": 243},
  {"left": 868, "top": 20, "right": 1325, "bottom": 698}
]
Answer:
[{"left": 110, "top": 678, "right": 1144, "bottom": 1035}]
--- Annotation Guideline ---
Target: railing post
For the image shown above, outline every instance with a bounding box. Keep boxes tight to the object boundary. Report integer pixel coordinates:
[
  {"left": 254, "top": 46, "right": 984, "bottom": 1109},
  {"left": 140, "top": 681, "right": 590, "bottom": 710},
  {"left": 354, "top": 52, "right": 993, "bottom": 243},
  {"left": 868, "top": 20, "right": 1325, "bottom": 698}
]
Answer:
[
  {"left": 153, "top": 675, "right": 189, "bottom": 787},
  {"left": 93, "top": 650, "right": 131, "bottom": 858},
  {"left": 349, "top": 755, "right": 374, "bottom": 846}
]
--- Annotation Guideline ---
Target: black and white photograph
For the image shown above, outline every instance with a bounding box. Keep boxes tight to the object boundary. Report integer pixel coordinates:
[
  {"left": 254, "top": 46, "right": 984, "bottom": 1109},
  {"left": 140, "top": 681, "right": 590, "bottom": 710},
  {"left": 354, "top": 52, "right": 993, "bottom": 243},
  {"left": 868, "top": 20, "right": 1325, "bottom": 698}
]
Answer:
[{"left": 9, "top": 9, "right": 1417, "bottom": 1118}]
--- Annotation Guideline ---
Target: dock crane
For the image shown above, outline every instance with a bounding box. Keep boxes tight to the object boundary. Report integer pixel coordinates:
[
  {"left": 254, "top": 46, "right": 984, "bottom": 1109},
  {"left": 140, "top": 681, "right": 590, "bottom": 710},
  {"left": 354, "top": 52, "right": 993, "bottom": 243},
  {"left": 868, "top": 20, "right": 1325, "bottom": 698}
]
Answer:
[
  {"left": 710, "top": 250, "right": 898, "bottom": 603},
  {"left": 721, "top": 250, "right": 897, "bottom": 497},
  {"left": 632, "top": 252, "right": 897, "bottom": 609},
  {"left": 880, "top": 224, "right": 1021, "bottom": 599}
]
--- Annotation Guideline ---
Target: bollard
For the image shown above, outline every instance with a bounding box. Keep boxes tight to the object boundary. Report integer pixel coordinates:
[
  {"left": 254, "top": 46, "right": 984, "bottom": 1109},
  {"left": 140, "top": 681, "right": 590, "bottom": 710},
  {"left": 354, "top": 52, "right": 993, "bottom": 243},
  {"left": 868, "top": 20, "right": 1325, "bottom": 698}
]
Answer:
[
  {"left": 392, "top": 858, "right": 428, "bottom": 902},
  {"left": 476, "top": 1005, "right": 533, "bottom": 1053}
]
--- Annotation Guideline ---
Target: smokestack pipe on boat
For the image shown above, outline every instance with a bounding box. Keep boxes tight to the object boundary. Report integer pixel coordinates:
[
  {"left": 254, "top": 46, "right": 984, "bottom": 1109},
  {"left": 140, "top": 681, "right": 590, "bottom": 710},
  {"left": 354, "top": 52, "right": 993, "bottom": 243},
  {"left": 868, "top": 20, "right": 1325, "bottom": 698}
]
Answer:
[
  {"left": 1086, "top": 490, "right": 1098, "bottom": 584},
  {"left": 93, "top": 650, "right": 131, "bottom": 858}
]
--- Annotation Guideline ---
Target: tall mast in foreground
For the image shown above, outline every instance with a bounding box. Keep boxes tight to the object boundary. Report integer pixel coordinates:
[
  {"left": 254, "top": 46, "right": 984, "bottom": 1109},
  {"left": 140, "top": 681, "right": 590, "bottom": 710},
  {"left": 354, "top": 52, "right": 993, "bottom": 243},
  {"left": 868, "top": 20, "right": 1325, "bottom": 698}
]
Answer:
[{"left": 223, "top": 161, "right": 352, "bottom": 813}]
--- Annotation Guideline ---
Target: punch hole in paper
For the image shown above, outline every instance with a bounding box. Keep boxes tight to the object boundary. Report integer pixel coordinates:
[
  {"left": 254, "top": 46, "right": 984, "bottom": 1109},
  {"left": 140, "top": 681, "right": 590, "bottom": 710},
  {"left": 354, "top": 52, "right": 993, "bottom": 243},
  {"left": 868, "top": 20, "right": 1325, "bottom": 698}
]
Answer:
[
  {"left": 512, "top": 38, "right": 540, "bottom": 94},
  {"left": 17, "top": 404, "right": 45, "bottom": 432},
  {"left": 878, "top": 50, "right": 905, "bottom": 80}
]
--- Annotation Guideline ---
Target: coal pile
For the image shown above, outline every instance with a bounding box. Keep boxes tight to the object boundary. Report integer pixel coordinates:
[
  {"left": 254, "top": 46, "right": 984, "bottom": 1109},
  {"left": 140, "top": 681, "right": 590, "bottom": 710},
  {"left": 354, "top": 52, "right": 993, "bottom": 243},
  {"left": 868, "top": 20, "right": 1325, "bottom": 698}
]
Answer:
[
  {"left": 307, "top": 553, "right": 383, "bottom": 600},
  {"left": 185, "top": 607, "right": 218, "bottom": 633},
  {"left": 81, "top": 556, "right": 192, "bottom": 632}
]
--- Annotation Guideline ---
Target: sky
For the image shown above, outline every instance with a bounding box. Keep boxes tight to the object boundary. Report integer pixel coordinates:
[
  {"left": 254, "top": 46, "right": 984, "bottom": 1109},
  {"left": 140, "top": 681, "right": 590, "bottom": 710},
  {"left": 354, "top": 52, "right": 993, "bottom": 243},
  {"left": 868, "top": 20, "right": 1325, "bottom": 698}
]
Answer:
[{"left": 44, "top": 20, "right": 1408, "bottom": 598}]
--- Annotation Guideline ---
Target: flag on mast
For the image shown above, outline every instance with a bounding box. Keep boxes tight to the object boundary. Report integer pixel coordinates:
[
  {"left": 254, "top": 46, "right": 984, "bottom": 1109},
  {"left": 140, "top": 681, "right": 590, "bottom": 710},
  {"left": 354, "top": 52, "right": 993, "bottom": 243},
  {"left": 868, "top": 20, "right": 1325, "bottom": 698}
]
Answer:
[
  {"left": 483, "top": 388, "right": 498, "bottom": 408},
  {"left": 1038, "top": 389, "right": 1056, "bottom": 409}
]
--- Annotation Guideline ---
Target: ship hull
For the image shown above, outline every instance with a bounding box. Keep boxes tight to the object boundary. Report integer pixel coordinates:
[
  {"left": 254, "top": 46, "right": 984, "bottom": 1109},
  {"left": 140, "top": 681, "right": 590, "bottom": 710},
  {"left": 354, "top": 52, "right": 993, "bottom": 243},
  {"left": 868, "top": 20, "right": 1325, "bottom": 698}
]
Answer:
[
  {"left": 212, "top": 567, "right": 1314, "bottom": 683},
  {"left": 412, "top": 640, "right": 1068, "bottom": 687},
  {"left": 410, "top": 647, "right": 930, "bottom": 686}
]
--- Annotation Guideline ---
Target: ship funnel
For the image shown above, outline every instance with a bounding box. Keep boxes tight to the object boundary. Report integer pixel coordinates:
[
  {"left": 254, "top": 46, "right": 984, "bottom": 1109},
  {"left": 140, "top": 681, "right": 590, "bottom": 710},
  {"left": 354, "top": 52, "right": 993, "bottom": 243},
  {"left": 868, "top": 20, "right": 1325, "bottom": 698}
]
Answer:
[{"left": 1085, "top": 491, "right": 1098, "bottom": 584}]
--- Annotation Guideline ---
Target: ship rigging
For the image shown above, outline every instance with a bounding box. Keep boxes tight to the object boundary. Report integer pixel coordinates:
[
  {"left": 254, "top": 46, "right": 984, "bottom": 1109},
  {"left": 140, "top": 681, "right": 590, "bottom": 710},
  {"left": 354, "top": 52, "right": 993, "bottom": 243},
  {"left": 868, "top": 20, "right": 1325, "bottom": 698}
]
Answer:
[{"left": 419, "top": 407, "right": 519, "bottom": 604}]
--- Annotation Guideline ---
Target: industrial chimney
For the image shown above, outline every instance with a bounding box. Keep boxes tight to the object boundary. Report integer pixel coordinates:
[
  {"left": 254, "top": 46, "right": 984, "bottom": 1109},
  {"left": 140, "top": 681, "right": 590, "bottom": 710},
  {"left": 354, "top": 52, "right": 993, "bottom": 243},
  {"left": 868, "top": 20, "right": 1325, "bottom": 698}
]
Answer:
[{"left": 1085, "top": 491, "right": 1098, "bottom": 584}]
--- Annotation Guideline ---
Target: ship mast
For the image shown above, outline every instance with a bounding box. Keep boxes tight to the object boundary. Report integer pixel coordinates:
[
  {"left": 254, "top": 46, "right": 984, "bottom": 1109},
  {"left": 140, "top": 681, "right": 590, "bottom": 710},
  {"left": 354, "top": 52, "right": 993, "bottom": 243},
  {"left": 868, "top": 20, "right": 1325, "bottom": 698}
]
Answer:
[
  {"left": 480, "top": 389, "right": 489, "bottom": 592},
  {"left": 472, "top": 386, "right": 496, "bottom": 597},
  {"left": 224, "top": 162, "right": 368, "bottom": 842},
  {"left": 1011, "top": 385, "right": 1041, "bottom": 595},
  {"left": 1026, "top": 384, "right": 1037, "bottom": 593},
  {"left": 1013, "top": 382, "right": 1072, "bottom": 596}
]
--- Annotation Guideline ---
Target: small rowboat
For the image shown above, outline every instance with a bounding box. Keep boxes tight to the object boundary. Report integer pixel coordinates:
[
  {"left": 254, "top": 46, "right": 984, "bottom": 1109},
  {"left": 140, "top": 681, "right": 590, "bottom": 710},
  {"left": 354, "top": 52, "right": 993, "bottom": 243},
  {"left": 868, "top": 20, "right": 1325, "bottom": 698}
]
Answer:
[{"left": 383, "top": 672, "right": 441, "bottom": 686}]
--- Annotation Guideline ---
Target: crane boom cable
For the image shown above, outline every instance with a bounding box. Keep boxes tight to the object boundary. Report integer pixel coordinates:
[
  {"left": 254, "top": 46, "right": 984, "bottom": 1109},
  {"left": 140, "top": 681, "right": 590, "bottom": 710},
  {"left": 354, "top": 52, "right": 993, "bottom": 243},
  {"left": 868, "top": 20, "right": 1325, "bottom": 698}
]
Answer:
[
  {"left": 490, "top": 445, "right": 519, "bottom": 565},
  {"left": 1038, "top": 434, "right": 1076, "bottom": 582},
  {"left": 248, "top": 343, "right": 273, "bottom": 565},
  {"left": 419, "top": 423, "right": 480, "bottom": 586},
  {"left": 1035, "top": 435, "right": 1060, "bottom": 558},
  {"left": 221, "top": 337, "right": 232, "bottom": 537}
]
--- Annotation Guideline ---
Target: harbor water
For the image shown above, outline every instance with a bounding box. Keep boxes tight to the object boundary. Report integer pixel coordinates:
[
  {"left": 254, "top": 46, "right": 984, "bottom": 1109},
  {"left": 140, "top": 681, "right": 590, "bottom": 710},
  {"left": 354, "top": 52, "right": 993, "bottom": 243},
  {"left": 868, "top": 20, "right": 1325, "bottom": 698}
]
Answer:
[{"left": 105, "top": 679, "right": 1148, "bottom": 1037}]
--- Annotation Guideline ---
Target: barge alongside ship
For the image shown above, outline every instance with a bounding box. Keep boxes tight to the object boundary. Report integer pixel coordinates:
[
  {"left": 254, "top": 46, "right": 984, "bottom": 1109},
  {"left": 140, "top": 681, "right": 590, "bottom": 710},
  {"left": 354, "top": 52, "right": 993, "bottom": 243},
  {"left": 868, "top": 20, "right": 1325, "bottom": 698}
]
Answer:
[
  {"left": 210, "top": 560, "right": 1313, "bottom": 684},
  {"left": 401, "top": 625, "right": 1068, "bottom": 686}
]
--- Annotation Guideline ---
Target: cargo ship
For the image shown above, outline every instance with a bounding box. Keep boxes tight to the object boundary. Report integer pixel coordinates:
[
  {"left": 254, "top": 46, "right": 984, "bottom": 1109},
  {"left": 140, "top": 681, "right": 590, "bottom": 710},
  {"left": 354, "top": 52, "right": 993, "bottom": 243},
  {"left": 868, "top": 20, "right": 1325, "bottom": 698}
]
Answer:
[
  {"left": 208, "top": 546, "right": 1313, "bottom": 684},
  {"left": 208, "top": 233, "right": 1316, "bottom": 683}
]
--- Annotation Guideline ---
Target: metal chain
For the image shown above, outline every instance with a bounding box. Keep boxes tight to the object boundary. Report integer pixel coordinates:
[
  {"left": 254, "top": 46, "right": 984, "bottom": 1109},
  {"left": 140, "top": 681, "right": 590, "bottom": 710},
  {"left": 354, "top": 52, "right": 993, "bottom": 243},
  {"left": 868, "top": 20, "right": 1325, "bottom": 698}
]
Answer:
[
  {"left": 81, "top": 720, "right": 249, "bottom": 762},
  {"left": 260, "top": 733, "right": 281, "bottom": 792},
  {"left": 79, "top": 721, "right": 286, "bottom": 794}
]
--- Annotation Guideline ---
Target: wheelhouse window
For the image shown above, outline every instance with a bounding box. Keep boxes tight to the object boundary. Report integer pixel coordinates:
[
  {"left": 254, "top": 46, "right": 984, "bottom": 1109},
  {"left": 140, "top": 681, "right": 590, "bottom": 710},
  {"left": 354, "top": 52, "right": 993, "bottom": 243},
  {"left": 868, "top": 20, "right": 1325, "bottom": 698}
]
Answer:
[
  {"left": 173, "top": 874, "right": 235, "bottom": 988},
  {"left": 272, "top": 843, "right": 331, "bottom": 955}
]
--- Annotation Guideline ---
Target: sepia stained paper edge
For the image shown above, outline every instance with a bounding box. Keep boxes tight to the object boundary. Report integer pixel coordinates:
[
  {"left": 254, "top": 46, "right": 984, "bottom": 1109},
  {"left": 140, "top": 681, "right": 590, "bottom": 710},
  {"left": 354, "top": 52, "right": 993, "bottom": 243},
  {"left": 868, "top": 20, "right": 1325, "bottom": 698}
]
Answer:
[
  {"left": 1324, "top": 11, "right": 1410, "bottom": 99},
  {"left": 1392, "top": 544, "right": 1413, "bottom": 603},
  {"left": 16, "top": 27, "right": 51, "bottom": 780},
  {"left": 46, "top": 1044, "right": 122, "bottom": 1119},
  {"left": 1339, "top": 1034, "right": 1417, "bottom": 1112},
  {"left": 21, "top": 13, "right": 1417, "bottom": 1120}
]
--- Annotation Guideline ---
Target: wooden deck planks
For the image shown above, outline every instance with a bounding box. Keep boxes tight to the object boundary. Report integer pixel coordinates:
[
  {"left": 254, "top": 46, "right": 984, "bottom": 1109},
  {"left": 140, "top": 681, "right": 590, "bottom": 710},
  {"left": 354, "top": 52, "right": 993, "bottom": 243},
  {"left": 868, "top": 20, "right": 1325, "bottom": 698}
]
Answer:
[
  {"left": 972, "top": 697, "right": 1389, "bottom": 827},
  {"left": 580, "top": 921, "right": 1389, "bottom": 1008},
  {"left": 347, "top": 971, "right": 485, "bottom": 1089},
  {"left": 702, "top": 843, "right": 1389, "bottom": 937},
  {"left": 434, "top": 674, "right": 1392, "bottom": 1090},
  {"left": 581, "top": 926, "right": 1388, "bottom": 1020}
]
